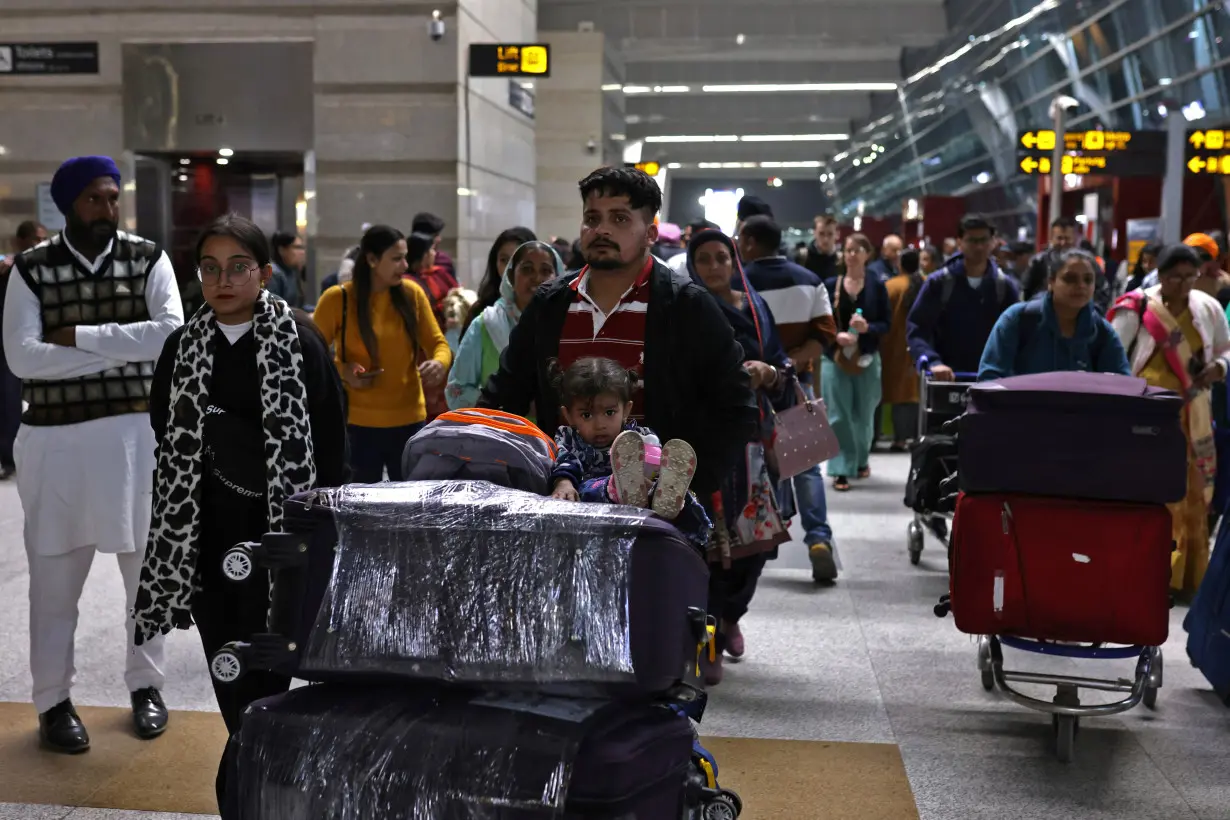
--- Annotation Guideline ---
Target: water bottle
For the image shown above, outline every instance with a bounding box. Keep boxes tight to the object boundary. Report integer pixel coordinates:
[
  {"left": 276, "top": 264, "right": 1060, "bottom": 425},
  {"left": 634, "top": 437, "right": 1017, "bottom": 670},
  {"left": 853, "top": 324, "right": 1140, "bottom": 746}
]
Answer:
[{"left": 842, "top": 308, "right": 863, "bottom": 360}]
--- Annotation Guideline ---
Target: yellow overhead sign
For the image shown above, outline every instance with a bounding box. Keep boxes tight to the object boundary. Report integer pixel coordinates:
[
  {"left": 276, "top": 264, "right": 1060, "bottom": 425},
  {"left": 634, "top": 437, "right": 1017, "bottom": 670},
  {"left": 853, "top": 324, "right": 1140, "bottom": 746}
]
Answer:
[
  {"left": 1018, "top": 130, "right": 1139, "bottom": 152},
  {"left": 635, "top": 161, "right": 660, "bottom": 176},
  {"left": 1019, "top": 154, "right": 1109, "bottom": 175},
  {"left": 1189, "top": 130, "right": 1226, "bottom": 150},
  {"left": 468, "top": 44, "right": 551, "bottom": 77},
  {"left": 1187, "top": 155, "right": 1230, "bottom": 174}
]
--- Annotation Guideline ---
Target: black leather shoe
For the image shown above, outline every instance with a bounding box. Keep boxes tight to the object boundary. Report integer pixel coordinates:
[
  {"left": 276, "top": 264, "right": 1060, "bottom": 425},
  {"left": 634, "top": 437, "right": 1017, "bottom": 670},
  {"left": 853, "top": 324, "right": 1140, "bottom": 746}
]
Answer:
[
  {"left": 131, "top": 687, "right": 168, "bottom": 739},
  {"left": 39, "top": 699, "right": 90, "bottom": 753}
]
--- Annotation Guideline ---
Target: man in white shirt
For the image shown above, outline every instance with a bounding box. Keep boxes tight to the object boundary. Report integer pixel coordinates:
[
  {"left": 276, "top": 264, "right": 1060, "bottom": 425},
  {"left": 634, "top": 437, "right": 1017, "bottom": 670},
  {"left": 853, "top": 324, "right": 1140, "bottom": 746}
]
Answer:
[{"left": 4, "top": 155, "right": 184, "bottom": 753}]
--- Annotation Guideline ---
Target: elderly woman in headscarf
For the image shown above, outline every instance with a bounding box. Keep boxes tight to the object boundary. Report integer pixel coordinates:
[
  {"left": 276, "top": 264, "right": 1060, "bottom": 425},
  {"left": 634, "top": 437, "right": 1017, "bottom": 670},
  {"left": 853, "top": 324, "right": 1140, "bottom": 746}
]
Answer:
[
  {"left": 686, "top": 228, "right": 797, "bottom": 685},
  {"left": 1109, "top": 243, "right": 1230, "bottom": 598},
  {"left": 446, "top": 240, "right": 564, "bottom": 409}
]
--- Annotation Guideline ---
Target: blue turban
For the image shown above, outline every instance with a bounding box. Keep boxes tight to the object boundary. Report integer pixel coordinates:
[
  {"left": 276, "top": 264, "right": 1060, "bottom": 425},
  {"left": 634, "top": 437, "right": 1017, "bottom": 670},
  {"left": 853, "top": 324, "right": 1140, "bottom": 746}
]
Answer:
[{"left": 50, "top": 156, "right": 122, "bottom": 216}]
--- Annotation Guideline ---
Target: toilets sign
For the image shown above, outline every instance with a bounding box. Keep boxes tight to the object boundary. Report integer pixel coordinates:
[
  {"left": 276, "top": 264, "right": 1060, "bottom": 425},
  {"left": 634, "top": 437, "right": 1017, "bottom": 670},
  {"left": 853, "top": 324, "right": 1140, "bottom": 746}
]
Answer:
[{"left": 0, "top": 43, "right": 100, "bottom": 75}]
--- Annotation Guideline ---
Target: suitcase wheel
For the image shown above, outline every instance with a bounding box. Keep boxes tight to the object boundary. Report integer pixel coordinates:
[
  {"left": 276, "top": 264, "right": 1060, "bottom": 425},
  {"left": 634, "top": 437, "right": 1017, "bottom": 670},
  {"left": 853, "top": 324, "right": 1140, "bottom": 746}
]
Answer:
[
  {"left": 221, "top": 544, "right": 255, "bottom": 582},
  {"left": 1144, "top": 648, "right": 1163, "bottom": 709},
  {"left": 907, "top": 520, "right": 924, "bottom": 565},
  {"left": 701, "top": 790, "right": 742, "bottom": 820},
  {"left": 210, "top": 642, "right": 246, "bottom": 684}
]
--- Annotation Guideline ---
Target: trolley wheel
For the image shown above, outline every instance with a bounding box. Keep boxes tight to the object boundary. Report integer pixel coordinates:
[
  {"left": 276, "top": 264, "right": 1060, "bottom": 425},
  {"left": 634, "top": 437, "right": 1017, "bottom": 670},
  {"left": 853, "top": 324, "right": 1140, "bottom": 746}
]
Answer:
[
  {"left": 210, "top": 642, "right": 245, "bottom": 684},
  {"left": 221, "top": 544, "right": 254, "bottom": 582},
  {"left": 1144, "top": 649, "right": 1163, "bottom": 710},
  {"left": 1053, "top": 714, "right": 1076, "bottom": 763},
  {"left": 702, "top": 791, "right": 742, "bottom": 820},
  {"left": 907, "top": 520, "right": 924, "bottom": 565},
  {"left": 980, "top": 669, "right": 995, "bottom": 691},
  {"left": 976, "top": 636, "right": 994, "bottom": 691}
]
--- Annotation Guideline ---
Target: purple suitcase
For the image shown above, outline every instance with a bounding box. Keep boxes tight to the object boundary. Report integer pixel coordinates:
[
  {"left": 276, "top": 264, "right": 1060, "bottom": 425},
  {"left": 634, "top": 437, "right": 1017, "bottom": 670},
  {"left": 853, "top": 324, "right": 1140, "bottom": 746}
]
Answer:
[
  {"left": 957, "top": 371, "right": 1187, "bottom": 504},
  {"left": 211, "top": 481, "right": 712, "bottom": 700},
  {"left": 224, "top": 683, "right": 729, "bottom": 819}
]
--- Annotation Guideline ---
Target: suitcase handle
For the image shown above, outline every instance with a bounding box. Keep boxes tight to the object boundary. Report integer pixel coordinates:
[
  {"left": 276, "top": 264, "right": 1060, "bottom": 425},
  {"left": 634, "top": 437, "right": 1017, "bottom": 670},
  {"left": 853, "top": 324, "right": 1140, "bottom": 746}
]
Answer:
[{"left": 436, "top": 409, "right": 558, "bottom": 458}]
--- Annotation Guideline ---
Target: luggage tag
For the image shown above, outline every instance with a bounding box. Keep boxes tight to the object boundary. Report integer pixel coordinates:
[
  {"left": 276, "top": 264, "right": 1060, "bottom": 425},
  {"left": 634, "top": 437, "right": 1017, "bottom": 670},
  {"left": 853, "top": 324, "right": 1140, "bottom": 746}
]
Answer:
[{"left": 694, "top": 619, "right": 717, "bottom": 676}]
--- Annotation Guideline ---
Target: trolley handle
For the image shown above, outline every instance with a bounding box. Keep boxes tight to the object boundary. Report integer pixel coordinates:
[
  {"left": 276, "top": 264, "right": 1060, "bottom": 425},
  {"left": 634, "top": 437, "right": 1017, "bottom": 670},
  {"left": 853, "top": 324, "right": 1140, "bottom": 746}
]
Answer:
[{"left": 916, "top": 357, "right": 978, "bottom": 382}]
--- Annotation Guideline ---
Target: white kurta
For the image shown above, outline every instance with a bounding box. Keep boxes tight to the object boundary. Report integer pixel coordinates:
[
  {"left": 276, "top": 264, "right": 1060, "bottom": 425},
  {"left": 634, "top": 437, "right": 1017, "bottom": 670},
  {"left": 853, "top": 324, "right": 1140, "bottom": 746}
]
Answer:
[{"left": 3, "top": 233, "right": 184, "bottom": 556}]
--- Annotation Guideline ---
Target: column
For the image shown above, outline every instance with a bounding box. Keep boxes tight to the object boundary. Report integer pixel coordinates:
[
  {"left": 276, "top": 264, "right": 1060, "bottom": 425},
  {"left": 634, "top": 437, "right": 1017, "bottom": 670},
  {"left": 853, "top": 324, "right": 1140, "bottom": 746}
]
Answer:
[
  {"left": 454, "top": 0, "right": 538, "bottom": 287},
  {"left": 535, "top": 31, "right": 626, "bottom": 245}
]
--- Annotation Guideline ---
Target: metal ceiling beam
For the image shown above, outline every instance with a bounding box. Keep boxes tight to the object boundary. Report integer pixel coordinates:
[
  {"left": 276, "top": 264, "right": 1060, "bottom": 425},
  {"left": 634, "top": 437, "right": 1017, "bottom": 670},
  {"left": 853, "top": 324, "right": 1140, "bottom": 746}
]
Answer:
[{"left": 625, "top": 91, "right": 874, "bottom": 120}]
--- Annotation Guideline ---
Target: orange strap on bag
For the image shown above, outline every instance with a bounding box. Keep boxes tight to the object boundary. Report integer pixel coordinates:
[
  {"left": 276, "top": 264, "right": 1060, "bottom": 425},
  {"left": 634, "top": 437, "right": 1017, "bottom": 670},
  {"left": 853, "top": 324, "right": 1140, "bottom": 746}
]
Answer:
[{"left": 436, "top": 408, "right": 558, "bottom": 459}]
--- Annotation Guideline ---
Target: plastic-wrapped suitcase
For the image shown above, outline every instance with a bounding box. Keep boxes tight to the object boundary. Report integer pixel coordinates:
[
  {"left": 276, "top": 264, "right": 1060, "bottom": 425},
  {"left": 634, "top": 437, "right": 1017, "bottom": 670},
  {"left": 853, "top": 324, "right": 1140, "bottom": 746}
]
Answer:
[
  {"left": 957, "top": 371, "right": 1186, "bottom": 504},
  {"left": 212, "top": 481, "right": 712, "bottom": 700},
  {"left": 949, "top": 492, "right": 1172, "bottom": 645},
  {"left": 1184, "top": 516, "right": 1230, "bottom": 703},
  {"left": 401, "top": 408, "right": 558, "bottom": 494},
  {"left": 223, "top": 684, "right": 741, "bottom": 820}
]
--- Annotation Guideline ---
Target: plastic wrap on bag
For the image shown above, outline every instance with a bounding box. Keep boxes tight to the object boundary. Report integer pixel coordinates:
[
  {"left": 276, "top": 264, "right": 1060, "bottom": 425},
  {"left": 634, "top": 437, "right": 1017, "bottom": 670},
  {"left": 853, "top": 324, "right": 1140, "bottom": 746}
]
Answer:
[
  {"left": 299, "top": 480, "right": 654, "bottom": 687},
  {"left": 232, "top": 684, "right": 604, "bottom": 819}
]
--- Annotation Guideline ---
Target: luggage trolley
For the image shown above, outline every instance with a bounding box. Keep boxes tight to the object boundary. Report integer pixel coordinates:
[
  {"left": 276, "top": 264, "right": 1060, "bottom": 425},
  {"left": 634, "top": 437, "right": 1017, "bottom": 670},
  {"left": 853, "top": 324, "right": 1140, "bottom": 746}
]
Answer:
[
  {"left": 974, "top": 635, "right": 1162, "bottom": 763},
  {"left": 905, "top": 359, "right": 977, "bottom": 566}
]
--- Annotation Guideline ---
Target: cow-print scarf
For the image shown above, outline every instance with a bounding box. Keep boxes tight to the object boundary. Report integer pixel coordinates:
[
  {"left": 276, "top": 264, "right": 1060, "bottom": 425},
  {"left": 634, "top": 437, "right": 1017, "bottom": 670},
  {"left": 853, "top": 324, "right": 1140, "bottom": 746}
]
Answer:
[{"left": 133, "top": 290, "right": 316, "bottom": 646}]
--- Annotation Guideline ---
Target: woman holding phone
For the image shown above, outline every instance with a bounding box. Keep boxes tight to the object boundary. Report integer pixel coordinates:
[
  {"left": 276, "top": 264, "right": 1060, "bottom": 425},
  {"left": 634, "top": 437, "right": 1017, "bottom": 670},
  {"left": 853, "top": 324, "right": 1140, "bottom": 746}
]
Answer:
[{"left": 314, "top": 225, "right": 452, "bottom": 482}]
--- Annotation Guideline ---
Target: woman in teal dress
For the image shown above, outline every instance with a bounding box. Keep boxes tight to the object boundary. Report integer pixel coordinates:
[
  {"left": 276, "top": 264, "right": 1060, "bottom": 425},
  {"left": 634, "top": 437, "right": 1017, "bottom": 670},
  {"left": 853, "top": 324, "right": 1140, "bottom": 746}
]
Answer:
[{"left": 446, "top": 240, "right": 563, "bottom": 409}]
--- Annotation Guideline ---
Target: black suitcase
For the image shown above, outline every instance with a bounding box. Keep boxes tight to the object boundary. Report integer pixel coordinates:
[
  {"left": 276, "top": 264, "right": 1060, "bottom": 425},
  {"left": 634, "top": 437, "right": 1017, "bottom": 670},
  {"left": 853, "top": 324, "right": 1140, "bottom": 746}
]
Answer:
[
  {"left": 957, "top": 371, "right": 1186, "bottom": 504},
  {"left": 223, "top": 684, "right": 742, "bottom": 820},
  {"left": 211, "top": 481, "right": 712, "bottom": 700},
  {"left": 904, "top": 435, "right": 958, "bottom": 514}
]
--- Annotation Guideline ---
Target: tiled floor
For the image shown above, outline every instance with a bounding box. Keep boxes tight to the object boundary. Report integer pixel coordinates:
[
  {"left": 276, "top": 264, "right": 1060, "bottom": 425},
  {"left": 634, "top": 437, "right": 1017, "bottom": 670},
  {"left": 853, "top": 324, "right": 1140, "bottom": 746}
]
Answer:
[{"left": 1, "top": 452, "right": 1229, "bottom": 819}]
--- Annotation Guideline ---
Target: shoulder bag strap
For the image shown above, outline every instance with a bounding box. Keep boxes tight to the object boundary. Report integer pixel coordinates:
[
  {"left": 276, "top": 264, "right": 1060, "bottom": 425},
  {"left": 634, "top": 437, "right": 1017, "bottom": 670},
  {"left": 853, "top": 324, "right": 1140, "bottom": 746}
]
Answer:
[{"left": 340, "top": 285, "right": 348, "bottom": 364}]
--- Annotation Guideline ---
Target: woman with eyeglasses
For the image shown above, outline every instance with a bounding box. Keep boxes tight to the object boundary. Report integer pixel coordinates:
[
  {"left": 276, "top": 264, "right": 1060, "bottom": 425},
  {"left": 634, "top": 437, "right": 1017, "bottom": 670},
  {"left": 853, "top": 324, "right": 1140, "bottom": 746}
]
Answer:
[
  {"left": 1110, "top": 244, "right": 1230, "bottom": 599},
  {"left": 133, "top": 214, "right": 347, "bottom": 809}
]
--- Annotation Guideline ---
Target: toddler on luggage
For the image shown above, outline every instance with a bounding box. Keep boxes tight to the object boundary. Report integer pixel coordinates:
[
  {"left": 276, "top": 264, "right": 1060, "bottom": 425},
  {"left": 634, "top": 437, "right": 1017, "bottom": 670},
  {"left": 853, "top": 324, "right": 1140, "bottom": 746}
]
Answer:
[{"left": 548, "top": 357, "right": 711, "bottom": 548}]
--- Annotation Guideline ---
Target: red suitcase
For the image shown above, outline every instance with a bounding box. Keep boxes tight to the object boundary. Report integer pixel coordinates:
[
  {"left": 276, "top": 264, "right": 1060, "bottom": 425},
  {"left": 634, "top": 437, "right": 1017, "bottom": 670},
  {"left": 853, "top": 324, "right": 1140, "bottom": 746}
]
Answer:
[{"left": 949, "top": 493, "right": 1172, "bottom": 646}]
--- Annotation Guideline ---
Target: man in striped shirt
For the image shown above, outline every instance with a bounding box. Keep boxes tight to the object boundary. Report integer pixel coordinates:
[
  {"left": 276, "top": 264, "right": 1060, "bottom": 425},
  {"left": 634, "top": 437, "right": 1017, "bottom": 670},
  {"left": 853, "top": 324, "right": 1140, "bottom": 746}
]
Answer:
[
  {"left": 480, "top": 166, "right": 758, "bottom": 499},
  {"left": 738, "top": 215, "right": 842, "bottom": 584}
]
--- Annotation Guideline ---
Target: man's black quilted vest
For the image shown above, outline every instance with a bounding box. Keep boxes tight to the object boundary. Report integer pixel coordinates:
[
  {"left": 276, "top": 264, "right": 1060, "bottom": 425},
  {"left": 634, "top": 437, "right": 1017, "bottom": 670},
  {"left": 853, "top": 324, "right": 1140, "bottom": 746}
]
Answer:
[{"left": 15, "top": 232, "right": 159, "bottom": 426}]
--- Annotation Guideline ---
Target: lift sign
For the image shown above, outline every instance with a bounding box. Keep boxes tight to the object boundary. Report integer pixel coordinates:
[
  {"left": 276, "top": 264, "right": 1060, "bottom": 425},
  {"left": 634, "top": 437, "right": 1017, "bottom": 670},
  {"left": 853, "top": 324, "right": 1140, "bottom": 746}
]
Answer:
[{"left": 469, "top": 44, "right": 550, "bottom": 78}]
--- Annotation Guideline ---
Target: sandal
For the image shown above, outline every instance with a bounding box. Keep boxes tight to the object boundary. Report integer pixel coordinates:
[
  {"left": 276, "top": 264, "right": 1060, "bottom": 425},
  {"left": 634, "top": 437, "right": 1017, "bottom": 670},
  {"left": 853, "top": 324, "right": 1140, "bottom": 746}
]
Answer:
[
  {"left": 609, "top": 431, "right": 650, "bottom": 507},
  {"left": 651, "top": 439, "right": 697, "bottom": 519},
  {"left": 833, "top": 477, "right": 851, "bottom": 492},
  {"left": 857, "top": 466, "right": 871, "bottom": 479}
]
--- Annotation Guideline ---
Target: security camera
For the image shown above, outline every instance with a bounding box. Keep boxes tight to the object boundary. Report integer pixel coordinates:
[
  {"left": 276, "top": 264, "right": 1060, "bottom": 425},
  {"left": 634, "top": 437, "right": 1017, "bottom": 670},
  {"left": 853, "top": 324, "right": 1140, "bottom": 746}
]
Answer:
[
  {"left": 586, "top": 138, "right": 598, "bottom": 154},
  {"left": 429, "top": 10, "right": 446, "bottom": 42}
]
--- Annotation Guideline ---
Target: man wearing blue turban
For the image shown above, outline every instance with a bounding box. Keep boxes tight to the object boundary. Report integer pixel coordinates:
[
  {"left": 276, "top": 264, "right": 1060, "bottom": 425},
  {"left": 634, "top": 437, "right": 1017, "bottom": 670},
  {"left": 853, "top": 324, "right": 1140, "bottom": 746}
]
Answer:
[{"left": 3, "top": 155, "right": 184, "bottom": 752}]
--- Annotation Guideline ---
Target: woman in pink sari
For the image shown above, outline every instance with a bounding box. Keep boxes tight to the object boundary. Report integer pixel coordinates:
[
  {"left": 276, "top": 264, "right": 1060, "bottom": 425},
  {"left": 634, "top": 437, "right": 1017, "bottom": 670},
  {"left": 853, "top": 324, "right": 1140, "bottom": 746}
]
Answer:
[{"left": 1109, "top": 244, "right": 1230, "bottom": 597}]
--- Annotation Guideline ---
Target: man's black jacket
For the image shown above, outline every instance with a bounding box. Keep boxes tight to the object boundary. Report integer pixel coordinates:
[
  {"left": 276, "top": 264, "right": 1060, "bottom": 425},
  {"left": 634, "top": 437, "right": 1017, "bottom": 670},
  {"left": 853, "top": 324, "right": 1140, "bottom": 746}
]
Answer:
[{"left": 478, "top": 258, "right": 760, "bottom": 496}]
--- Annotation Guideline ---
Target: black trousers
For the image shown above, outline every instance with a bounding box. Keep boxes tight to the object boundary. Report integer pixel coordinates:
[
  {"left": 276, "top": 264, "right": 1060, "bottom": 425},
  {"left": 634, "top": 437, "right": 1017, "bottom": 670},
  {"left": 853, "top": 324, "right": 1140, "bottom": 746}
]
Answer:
[
  {"left": 0, "top": 360, "right": 20, "bottom": 469},
  {"left": 192, "top": 538, "right": 291, "bottom": 813},
  {"left": 708, "top": 553, "right": 768, "bottom": 651}
]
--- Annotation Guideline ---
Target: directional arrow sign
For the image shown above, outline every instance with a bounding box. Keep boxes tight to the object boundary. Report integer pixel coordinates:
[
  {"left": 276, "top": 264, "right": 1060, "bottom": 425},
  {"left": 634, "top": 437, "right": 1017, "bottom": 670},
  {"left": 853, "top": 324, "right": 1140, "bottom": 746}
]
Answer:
[
  {"left": 1020, "top": 157, "right": 1038, "bottom": 173},
  {"left": 1189, "top": 156, "right": 1206, "bottom": 173},
  {"left": 1191, "top": 131, "right": 1206, "bottom": 149}
]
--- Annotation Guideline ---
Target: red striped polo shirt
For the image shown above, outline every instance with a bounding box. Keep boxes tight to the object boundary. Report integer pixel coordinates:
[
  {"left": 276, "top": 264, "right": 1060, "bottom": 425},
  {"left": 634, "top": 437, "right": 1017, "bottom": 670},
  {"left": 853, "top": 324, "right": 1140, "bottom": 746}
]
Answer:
[{"left": 559, "top": 259, "right": 653, "bottom": 415}]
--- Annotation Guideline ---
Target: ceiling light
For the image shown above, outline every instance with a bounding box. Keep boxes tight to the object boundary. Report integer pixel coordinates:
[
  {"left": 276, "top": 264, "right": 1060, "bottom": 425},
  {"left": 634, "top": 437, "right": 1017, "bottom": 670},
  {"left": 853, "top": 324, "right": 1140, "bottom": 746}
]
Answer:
[
  {"left": 650, "top": 85, "right": 689, "bottom": 93},
  {"left": 1183, "top": 101, "right": 1207, "bottom": 121},
  {"left": 833, "top": 151, "right": 850, "bottom": 162},
  {"left": 177, "top": 174, "right": 188, "bottom": 182},
  {"left": 216, "top": 157, "right": 229, "bottom": 165},
  {"left": 739, "top": 134, "right": 848, "bottom": 142},
  {"left": 667, "top": 162, "right": 682, "bottom": 169},
  {"left": 0, "top": 145, "right": 7, "bottom": 156},
  {"left": 853, "top": 159, "right": 861, "bottom": 166},
  {"left": 644, "top": 135, "right": 739, "bottom": 143},
  {"left": 702, "top": 82, "right": 897, "bottom": 93},
  {"left": 622, "top": 85, "right": 652, "bottom": 94},
  {"left": 457, "top": 187, "right": 477, "bottom": 196},
  {"left": 179, "top": 158, "right": 190, "bottom": 165},
  {"left": 974, "top": 171, "right": 992, "bottom": 184},
  {"left": 609, "top": 133, "right": 627, "bottom": 141},
  {"left": 768, "top": 177, "right": 783, "bottom": 187},
  {"left": 218, "top": 148, "right": 234, "bottom": 157},
  {"left": 735, "top": 33, "right": 746, "bottom": 45},
  {"left": 601, "top": 83, "right": 622, "bottom": 91},
  {"left": 760, "top": 161, "right": 822, "bottom": 168},
  {"left": 1158, "top": 77, "right": 1172, "bottom": 86}
]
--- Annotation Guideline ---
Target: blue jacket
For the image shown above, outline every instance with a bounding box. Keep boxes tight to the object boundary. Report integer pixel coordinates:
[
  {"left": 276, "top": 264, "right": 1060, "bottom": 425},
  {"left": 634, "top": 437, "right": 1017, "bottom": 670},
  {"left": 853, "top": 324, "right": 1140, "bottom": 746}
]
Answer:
[
  {"left": 906, "top": 254, "right": 1019, "bottom": 375},
  {"left": 977, "top": 293, "right": 1131, "bottom": 381}
]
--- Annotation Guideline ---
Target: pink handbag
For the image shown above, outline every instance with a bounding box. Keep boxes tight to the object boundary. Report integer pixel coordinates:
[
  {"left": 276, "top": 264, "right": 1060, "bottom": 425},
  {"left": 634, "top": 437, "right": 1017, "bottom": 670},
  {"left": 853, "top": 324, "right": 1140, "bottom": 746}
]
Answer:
[{"left": 771, "top": 382, "right": 841, "bottom": 479}]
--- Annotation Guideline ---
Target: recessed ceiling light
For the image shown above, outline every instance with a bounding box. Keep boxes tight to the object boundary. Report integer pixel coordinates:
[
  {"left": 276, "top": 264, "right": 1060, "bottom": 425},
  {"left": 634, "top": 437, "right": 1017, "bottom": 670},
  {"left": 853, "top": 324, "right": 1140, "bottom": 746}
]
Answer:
[
  {"left": 703, "top": 82, "right": 897, "bottom": 93},
  {"left": 179, "top": 158, "right": 191, "bottom": 165},
  {"left": 736, "top": 33, "right": 746, "bottom": 45},
  {"left": 216, "top": 157, "right": 229, "bottom": 165},
  {"left": 218, "top": 148, "right": 234, "bottom": 157}
]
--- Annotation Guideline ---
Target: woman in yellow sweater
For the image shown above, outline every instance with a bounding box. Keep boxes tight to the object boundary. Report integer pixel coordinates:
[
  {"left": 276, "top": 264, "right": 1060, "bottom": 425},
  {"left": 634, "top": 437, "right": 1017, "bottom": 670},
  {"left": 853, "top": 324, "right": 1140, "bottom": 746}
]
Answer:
[{"left": 313, "top": 224, "right": 452, "bottom": 482}]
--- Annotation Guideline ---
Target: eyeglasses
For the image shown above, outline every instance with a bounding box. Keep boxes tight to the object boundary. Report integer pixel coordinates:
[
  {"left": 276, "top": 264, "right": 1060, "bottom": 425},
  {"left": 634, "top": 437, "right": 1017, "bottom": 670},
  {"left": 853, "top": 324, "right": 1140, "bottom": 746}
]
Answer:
[{"left": 197, "top": 261, "right": 259, "bottom": 286}]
